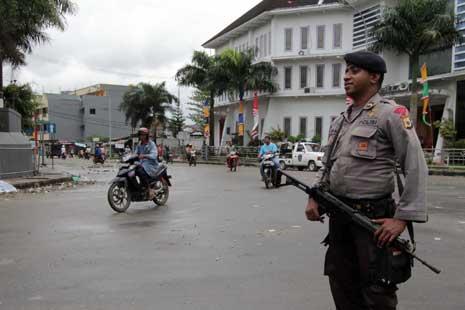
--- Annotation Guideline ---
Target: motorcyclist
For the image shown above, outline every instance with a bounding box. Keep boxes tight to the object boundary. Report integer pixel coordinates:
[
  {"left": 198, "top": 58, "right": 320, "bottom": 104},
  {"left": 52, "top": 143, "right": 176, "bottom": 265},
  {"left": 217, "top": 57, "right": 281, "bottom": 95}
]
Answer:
[
  {"left": 135, "top": 128, "right": 159, "bottom": 199},
  {"left": 258, "top": 135, "right": 280, "bottom": 180},
  {"left": 185, "top": 144, "right": 194, "bottom": 161},
  {"left": 226, "top": 141, "right": 239, "bottom": 168}
]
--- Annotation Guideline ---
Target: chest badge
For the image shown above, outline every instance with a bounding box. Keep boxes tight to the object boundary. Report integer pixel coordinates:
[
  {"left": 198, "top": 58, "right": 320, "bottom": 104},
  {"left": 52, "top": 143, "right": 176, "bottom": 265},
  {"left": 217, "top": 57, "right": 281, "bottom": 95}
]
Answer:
[{"left": 358, "top": 141, "right": 369, "bottom": 152}]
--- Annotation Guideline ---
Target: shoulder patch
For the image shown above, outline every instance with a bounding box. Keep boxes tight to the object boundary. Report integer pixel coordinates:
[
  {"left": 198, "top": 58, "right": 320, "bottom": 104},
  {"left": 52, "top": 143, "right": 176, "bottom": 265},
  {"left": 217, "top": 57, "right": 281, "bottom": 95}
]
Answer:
[
  {"left": 393, "top": 106, "right": 413, "bottom": 129},
  {"left": 393, "top": 106, "right": 409, "bottom": 118}
]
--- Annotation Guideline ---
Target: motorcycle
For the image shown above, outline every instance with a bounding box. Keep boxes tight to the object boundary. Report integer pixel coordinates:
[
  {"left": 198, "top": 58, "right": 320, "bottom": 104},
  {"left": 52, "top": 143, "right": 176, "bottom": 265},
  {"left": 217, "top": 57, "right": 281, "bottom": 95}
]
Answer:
[
  {"left": 261, "top": 153, "right": 280, "bottom": 189},
  {"left": 93, "top": 154, "right": 105, "bottom": 165},
  {"left": 188, "top": 150, "right": 197, "bottom": 167},
  {"left": 107, "top": 154, "right": 172, "bottom": 213},
  {"left": 227, "top": 151, "right": 239, "bottom": 172}
]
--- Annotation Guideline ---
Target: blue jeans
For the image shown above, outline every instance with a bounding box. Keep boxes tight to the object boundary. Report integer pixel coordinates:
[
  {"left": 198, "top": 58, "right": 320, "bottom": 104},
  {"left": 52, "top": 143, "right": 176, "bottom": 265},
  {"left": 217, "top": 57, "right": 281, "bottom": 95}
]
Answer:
[{"left": 260, "top": 157, "right": 281, "bottom": 177}]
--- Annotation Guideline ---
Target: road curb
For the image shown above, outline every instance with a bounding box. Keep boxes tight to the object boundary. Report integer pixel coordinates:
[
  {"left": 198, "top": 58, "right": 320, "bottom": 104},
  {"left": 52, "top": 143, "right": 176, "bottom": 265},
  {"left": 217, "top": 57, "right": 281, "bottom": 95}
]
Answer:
[
  {"left": 429, "top": 170, "right": 465, "bottom": 177},
  {"left": 9, "top": 175, "right": 74, "bottom": 190}
]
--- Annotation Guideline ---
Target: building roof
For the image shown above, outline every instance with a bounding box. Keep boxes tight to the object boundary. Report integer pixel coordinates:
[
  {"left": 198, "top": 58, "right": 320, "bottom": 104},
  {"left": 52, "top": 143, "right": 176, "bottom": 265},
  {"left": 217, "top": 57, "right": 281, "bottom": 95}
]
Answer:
[{"left": 203, "top": 0, "right": 339, "bottom": 47}]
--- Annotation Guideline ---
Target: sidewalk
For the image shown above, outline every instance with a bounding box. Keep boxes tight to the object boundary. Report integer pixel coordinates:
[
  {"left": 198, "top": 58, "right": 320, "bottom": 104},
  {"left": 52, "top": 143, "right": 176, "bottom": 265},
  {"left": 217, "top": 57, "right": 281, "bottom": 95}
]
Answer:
[{"left": 3, "top": 164, "right": 73, "bottom": 190}]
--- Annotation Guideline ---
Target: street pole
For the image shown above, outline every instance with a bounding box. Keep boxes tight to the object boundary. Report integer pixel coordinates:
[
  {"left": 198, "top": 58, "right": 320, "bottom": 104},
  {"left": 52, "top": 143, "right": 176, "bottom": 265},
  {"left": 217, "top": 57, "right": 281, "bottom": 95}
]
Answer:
[{"left": 108, "top": 93, "right": 112, "bottom": 159}]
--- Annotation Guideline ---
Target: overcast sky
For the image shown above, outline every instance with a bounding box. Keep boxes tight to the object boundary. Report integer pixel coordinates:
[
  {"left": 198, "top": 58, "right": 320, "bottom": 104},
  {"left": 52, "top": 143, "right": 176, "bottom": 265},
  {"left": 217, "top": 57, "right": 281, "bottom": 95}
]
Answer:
[{"left": 4, "top": 0, "right": 261, "bottom": 104}]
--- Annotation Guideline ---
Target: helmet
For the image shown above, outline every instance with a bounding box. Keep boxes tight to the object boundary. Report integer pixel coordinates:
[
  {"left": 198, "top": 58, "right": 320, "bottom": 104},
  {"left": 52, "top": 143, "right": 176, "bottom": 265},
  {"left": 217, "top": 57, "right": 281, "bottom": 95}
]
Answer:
[{"left": 138, "top": 127, "right": 149, "bottom": 135}]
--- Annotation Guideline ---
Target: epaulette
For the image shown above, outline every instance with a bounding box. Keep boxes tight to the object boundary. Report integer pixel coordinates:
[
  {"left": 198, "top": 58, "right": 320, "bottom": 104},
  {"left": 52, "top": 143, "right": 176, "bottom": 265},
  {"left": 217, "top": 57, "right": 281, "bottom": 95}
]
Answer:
[{"left": 380, "top": 98, "right": 397, "bottom": 106}]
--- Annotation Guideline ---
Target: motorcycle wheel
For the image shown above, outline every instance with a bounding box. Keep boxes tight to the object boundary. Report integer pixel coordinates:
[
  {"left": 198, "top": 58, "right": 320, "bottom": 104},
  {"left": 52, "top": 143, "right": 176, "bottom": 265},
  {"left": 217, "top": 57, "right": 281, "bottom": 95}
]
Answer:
[
  {"left": 264, "top": 169, "right": 271, "bottom": 189},
  {"left": 107, "top": 182, "right": 131, "bottom": 213},
  {"left": 153, "top": 180, "right": 170, "bottom": 206}
]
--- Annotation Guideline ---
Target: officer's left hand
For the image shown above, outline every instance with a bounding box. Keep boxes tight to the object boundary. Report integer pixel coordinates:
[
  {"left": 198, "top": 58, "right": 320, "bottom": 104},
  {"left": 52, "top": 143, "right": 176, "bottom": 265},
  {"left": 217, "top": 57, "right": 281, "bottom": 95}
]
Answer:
[
  {"left": 372, "top": 218, "right": 407, "bottom": 247},
  {"left": 139, "top": 154, "right": 145, "bottom": 160}
]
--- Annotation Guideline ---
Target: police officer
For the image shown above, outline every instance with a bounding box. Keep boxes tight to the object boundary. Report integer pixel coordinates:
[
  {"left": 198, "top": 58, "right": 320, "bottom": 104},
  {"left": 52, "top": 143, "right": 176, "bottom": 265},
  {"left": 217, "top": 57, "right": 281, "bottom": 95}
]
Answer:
[{"left": 305, "top": 51, "right": 428, "bottom": 310}]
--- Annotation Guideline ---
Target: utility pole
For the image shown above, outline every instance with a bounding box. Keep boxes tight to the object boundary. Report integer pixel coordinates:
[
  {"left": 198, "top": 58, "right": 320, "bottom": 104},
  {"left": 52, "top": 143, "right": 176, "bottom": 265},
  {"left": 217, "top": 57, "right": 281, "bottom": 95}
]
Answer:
[{"left": 108, "top": 92, "right": 112, "bottom": 159}]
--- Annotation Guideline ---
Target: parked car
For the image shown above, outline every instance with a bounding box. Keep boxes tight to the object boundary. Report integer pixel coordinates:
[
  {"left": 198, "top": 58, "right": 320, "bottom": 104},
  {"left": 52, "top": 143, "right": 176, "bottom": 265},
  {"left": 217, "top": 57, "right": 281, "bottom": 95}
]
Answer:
[{"left": 278, "top": 142, "right": 324, "bottom": 171}]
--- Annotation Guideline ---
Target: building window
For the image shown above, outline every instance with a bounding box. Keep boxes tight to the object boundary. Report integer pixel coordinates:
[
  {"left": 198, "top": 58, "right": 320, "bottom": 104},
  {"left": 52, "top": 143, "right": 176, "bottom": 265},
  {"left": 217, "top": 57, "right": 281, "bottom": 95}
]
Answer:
[
  {"left": 284, "top": 117, "right": 292, "bottom": 137},
  {"left": 333, "top": 23, "right": 342, "bottom": 48},
  {"left": 316, "top": 64, "right": 325, "bottom": 88},
  {"left": 264, "top": 34, "right": 268, "bottom": 56},
  {"left": 226, "top": 127, "right": 231, "bottom": 135},
  {"left": 284, "top": 67, "right": 292, "bottom": 89},
  {"left": 301, "top": 27, "right": 309, "bottom": 50},
  {"left": 353, "top": 5, "right": 381, "bottom": 48},
  {"left": 268, "top": 31, "right": 272, "bottom": 55},
  {"left": 255, "top": 37, "right": 259, "bottom": 56},
  {"left": 315, "top": 117, "right": 323, "bottom": 139},
  {"left": 285, "top": 28, "right": 293, "bottom": 51},
  {"left": 90, "top": 108, "right": 96, "bottom": 115},
  {"left": 317, "top": 25, "right": 325, "bottom": 49},
  {"left": 299, "top": 117, "right": 307, "bottom": 137},
  {"left": 260, "top": 118, "right": 265, "bottom": 137},
  {"left": 260, "top": 35, "right": 264, "bottom": 58},
  {"left": 332, "top": 63, "right": 342, "bottom": 87},
  {"left": 300, "top": 66, "right": 308, "bottom": 88}
]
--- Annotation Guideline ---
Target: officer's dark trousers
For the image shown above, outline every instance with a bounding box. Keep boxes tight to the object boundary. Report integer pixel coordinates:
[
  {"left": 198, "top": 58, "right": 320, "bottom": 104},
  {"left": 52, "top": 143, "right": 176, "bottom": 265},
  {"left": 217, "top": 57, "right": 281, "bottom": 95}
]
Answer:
[{"left": 324, "top": 216, "right": 398, "bottom": 310}]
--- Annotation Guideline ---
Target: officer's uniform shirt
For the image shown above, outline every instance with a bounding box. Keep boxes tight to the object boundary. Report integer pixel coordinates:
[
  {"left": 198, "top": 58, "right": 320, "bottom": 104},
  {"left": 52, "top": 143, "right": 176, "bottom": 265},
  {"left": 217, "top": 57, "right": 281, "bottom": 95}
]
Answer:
[{"left": 318, "top": 93, "right": 428, "bottom": 222}]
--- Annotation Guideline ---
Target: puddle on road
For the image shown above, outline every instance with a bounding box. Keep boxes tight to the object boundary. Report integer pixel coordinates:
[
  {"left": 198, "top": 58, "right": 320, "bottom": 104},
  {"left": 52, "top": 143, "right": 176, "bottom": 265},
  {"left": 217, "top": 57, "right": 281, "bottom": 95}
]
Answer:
[{"left": 117, "top": 220, "right": 158, "bottom": 228}]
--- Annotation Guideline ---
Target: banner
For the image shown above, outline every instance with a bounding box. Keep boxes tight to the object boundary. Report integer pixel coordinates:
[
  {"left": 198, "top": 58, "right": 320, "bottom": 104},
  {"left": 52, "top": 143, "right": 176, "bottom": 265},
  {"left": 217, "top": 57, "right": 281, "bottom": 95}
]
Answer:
[
  {"left": 238, "top": 100, "right": 244, "bottom": 137},
  {"left": 250, "top": 92, "right": 260, "bottom": 139},
  {"left": 203, "top": 100, "right": 210, "bottom": 137},
  {"left": 420, "top": 63, "right": 431, "bottom": 127}
]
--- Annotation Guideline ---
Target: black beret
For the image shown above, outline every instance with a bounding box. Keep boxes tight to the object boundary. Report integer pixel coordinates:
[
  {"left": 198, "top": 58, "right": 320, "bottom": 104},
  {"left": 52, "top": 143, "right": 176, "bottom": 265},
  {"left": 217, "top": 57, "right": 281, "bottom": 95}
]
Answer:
[{"left": 344, "top": 51, "right": 387, "bottom": 74}]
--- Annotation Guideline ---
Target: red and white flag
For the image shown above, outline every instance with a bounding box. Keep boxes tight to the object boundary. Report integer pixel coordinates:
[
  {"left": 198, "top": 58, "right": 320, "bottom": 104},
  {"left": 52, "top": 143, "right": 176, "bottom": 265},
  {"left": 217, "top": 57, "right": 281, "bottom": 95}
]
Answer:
[{"left": 250, "top": 92, "right": 260, "bottom": 139}]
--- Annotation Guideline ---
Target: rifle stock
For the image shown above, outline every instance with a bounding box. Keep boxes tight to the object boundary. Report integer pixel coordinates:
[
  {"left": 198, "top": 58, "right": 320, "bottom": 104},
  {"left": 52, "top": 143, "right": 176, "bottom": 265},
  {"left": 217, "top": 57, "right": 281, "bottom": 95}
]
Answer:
[{"left": 279, "top": 170, "right": 441, "bottom": 275}]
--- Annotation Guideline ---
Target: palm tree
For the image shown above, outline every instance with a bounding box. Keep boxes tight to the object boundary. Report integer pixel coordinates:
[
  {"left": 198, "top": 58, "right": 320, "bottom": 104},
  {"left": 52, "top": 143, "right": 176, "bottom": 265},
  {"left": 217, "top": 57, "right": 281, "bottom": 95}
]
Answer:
[
  {"left": 175, "top": 51, "right": 227, "bottom": 146},
  {"left": 218, "top": 48, "right": 277, "bottom": 145},
  {"left": 371, "top": 0, "right": 462, "bottom": 127},
  {"left": 0, "top": 0, "right": 76, "bottom": 93},
  {"left": 120, "top": 82, "right": 178, "bottom": 142}
]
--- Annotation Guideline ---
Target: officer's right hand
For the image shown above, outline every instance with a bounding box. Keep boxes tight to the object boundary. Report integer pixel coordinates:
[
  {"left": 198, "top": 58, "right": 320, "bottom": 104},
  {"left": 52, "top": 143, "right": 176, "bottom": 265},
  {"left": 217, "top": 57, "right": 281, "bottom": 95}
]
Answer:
[{"left": 306, "top": 198, "right": 323, "bottom": 222}]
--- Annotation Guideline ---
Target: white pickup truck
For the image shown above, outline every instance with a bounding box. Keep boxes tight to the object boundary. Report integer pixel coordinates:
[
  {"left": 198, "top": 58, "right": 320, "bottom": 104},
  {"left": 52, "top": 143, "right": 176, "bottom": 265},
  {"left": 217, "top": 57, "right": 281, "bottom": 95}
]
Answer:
[{"left": 279, "top": 142, "right": 324, "bottom": 171}]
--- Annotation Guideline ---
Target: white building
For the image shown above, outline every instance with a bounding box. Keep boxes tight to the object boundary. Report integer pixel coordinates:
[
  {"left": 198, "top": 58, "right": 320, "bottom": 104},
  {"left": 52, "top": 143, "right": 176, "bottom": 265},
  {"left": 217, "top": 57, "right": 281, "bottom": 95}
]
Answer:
[{"left": 202, "top": 0, "right": 465, "bottom": 149}]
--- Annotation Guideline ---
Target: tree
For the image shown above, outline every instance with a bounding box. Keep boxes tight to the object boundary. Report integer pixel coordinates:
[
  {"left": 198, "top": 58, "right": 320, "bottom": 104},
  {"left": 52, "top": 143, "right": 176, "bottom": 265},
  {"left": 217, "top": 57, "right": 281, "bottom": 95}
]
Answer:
[
  {"left": 176, "top": 51, "right": 228, "bottom": 146},
  {"left": 120, "top": 82, "right": 178, "bottom": 142},
  {"left": 0, "top": 0, "right": 76, "bottom": 94},
  {"left": 185, "top": 89, "right": 209, "bottom": 131},
  {"left": 168, "top": 102, "right": 186, "bottom": 138},
  {"left": 371, "top": 0, "right": 462, "bottom": 127},
  {"left": 3, "top": 83, "right": 40, "bottom": 129},
  {"left": 218, "top": 48, "right": 277, "bottom": 145}
]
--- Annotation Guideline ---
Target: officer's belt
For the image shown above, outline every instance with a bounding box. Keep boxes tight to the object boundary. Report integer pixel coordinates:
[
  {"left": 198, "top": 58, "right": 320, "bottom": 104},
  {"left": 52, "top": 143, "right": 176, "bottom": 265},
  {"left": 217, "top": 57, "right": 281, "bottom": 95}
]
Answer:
[{"left": 335, "top": 195, "right": 392, "bottom": 216}]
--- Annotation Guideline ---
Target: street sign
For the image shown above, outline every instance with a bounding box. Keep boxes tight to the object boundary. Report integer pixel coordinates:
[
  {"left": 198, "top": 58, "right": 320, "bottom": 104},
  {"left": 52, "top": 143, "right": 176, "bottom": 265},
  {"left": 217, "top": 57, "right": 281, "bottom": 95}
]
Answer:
[{"left": 93, "top": 137, "right": 100, "bottom": 142}]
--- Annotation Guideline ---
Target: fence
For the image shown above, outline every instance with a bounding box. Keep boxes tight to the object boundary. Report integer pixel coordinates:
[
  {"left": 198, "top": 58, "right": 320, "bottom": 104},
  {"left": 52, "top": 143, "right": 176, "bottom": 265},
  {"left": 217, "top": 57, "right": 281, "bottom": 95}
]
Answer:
[
  {"left": 169, "top": 146, "right": 261, "bottom": 166},
  {"left": 167, "top": 145, "right": 465, "bottom": 169},
  {"left": 423, "top": 148, "right": 465, "bottom": 167}
]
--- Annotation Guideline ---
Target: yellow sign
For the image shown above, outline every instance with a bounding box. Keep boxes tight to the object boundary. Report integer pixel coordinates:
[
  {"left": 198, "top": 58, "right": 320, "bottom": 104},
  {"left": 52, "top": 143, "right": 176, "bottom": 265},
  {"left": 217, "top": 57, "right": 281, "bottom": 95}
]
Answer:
[{"left": 238, "top": 124, "right": 244, "bottom": 137}]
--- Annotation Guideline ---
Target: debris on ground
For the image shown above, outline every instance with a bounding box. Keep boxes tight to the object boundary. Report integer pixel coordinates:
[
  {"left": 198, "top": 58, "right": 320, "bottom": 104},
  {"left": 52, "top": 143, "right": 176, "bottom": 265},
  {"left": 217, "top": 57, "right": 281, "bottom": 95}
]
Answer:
[{"left": 0, "top": 181, "right": 17, "bottom": 194}]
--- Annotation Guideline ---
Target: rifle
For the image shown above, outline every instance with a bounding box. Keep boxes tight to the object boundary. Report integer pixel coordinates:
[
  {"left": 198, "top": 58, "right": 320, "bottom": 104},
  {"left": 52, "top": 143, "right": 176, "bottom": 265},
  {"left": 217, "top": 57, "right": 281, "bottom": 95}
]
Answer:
[{"left": 278, "top": 170, "right": 441, "bottom": 275}]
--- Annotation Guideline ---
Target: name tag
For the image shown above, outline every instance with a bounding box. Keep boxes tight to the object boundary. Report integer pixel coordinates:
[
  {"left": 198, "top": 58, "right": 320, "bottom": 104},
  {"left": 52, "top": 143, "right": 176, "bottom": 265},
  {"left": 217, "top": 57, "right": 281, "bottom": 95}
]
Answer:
[{"left": 359, "top": 119, "right": 378, "bottom": 126}]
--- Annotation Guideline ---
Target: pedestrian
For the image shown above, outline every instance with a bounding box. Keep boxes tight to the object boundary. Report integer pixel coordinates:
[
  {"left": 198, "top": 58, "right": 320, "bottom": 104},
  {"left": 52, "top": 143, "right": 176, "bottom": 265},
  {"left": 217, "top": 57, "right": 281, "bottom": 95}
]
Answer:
[
  {"left": 305, "top": 51, "right": 428, "bottom": 310},
  {"left": 61, "top": 145, "right": 66, "bottom": 159}
]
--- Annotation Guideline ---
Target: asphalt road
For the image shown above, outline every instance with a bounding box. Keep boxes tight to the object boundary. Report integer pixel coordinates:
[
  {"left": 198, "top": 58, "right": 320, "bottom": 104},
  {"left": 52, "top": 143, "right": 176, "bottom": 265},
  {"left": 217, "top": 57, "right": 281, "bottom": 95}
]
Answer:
[{"left": 0, "top": 160, "right": 464, "bottom": 310}]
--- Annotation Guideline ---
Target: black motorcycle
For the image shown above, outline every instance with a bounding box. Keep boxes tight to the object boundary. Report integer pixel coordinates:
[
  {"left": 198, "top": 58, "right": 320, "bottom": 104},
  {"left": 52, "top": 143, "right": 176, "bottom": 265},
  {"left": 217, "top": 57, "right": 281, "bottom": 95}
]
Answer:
[
  {"left": 107, "top": 154, "right": 172, "bottom": 213},
  {"left": 261, "top": 153, "right": 280, "bottom": 189}
]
